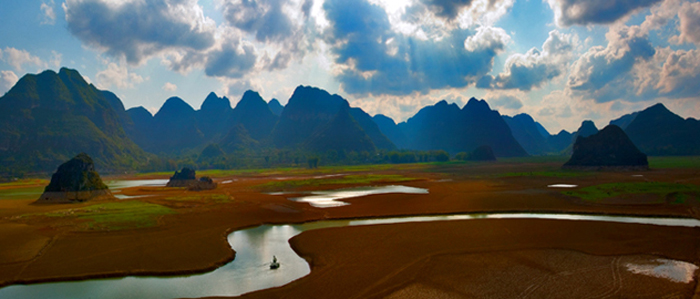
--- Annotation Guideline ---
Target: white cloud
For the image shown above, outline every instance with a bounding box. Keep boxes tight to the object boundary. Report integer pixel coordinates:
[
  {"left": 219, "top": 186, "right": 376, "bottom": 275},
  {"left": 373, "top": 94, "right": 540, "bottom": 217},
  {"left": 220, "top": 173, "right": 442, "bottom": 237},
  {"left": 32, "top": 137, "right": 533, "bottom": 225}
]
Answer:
[
  {"left": 483, "top": 30, "right": 576, "bottom": 90},
  {"left": 50, "top": 51, "right": 62, "bottom": 68},
  {"left": 673, "top": 1, "right": 700, "bottom": 45},
  {"left": 40, "top": 0, "right": 56, "bottom": 25},
  {"left": 162, "top": 82, "right": 177, "bottom": 92},
  {"left": 95, "top": 61, "right": 146, "bottom": 89},
  {"left": 0, "top": 70, "right": 19, "bottom": 95},
  {"left": 0, "top": 47, "right": 46, "bottom": 72},
  {"left": 464, "top": 26, "right": 510, "bottom": 52}
]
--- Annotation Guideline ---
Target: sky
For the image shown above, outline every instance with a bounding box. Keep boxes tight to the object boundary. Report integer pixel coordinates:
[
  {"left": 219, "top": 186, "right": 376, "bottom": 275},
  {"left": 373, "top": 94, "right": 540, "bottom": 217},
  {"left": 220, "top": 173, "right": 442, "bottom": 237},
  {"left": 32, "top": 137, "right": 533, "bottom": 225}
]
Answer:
[{"left": 0, "top": 0, "right": 699, "bottom": 133}]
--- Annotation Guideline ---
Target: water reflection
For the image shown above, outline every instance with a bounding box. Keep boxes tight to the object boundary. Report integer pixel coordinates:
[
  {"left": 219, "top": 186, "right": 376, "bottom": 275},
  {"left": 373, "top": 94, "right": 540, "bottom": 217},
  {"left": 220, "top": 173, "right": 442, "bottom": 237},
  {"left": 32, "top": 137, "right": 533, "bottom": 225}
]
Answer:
[{"left": 289, "top": 185, "right": 429, "bottom": 208}]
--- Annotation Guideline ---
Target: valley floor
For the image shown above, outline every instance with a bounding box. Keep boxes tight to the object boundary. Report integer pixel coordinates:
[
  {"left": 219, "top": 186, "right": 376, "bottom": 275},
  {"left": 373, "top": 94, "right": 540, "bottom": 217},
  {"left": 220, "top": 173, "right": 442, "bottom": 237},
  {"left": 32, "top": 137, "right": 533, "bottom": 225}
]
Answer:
[{"left": 1, "top": 159, "right": 700, "bottom": 298}]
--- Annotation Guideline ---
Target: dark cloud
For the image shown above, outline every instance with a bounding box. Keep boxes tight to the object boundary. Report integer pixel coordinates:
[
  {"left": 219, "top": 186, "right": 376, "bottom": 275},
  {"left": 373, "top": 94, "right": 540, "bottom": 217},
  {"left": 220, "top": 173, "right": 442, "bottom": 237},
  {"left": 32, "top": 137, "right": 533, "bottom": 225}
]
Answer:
[
  {"left": 483, "top": 31, "right": 574, "bottom": 91},
  {"left": 324, "top": 0, "right": 508, "bottom": 96},
  {"left": 64, "top": 0, "right": 215, "bottom": 64},
  {"left": 547, "top": 0, "right": 662, "bottom": 27},
  {"left": 222, "top": 0, "right": 295, "bottom": 43},
  {"left": 568, "top": 26, "right": 655, "bottom": 96},
  {"left": 204, "top": 41, "right": 257, "bottom": 78}
]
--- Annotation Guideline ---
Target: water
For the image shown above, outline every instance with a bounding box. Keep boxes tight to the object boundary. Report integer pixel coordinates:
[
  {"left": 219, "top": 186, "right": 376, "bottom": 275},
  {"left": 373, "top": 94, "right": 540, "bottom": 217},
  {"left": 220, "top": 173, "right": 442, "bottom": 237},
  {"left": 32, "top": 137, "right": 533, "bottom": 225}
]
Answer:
[
  {"left": 105, "top": 179, "right": 169, "bottom": 190},
  {"left": 288, "top": 185, "right": 429, "bottom": 208},
  {"left": 547, "top": 184, "right": 578, "bottom": 188},
  {"left": 2, "top": 213, "right": 700, "bottom": 298}
]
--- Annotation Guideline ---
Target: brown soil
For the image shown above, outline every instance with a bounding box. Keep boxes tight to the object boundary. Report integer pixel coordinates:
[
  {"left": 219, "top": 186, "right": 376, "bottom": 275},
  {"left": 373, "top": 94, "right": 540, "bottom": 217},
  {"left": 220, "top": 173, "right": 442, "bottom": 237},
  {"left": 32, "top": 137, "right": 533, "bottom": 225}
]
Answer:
[{"left": 0, "top": 162, "right": 699, "bottom": 298}]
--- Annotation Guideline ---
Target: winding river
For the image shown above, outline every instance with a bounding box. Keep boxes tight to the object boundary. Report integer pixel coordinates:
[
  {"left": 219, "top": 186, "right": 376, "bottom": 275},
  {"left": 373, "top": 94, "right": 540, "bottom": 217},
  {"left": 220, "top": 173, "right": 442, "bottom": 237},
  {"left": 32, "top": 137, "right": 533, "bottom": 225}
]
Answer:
[{"left": 2, "top": 212, "right": 700, "bottom": 298}]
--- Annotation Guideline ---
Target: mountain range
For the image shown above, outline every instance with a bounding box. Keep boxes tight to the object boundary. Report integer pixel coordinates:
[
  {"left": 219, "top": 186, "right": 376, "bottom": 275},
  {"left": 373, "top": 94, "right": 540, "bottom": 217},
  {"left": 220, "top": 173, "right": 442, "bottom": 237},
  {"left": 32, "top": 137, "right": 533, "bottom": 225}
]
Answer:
[{"left": 1, "top": 68, "right": 698, "bottom": 174}]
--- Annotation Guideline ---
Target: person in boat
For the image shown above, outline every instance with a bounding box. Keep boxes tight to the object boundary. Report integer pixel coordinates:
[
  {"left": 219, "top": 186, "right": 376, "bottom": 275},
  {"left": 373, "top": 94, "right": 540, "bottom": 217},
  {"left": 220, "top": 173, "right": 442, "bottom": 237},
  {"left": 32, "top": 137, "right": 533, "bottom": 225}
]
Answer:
[{"left": 270, "top": 255, "right": 280, "bottom": 269}]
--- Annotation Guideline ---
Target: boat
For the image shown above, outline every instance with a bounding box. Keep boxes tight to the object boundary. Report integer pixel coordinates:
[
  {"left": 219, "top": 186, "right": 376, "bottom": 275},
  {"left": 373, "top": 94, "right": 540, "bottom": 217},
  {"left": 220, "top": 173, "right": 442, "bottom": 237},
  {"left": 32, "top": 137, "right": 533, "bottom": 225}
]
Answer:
[{"left": 270, "top": 256, "right": 280, "bottom": 269}]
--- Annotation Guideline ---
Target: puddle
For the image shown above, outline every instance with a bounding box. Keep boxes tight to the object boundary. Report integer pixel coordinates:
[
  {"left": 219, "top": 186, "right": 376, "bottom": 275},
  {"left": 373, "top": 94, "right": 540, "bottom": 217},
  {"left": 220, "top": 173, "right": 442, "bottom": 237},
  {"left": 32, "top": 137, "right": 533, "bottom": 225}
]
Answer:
[
  {"left": 547, "top": 184, "right": 578, "bottom": 188},
  {"left": 289, "top": 185, "right": 429, "bottom": 208},
  {"left": 626, "top": 259, "right": 698, "bottom": 283}
]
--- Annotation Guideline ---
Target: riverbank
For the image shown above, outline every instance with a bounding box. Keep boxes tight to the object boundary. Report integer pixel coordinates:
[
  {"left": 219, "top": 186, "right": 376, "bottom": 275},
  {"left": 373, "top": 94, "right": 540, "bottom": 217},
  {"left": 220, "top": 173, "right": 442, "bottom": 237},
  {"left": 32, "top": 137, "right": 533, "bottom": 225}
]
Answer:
[{"left": 1, "top": 161, "right": 699, "bottom": 295}]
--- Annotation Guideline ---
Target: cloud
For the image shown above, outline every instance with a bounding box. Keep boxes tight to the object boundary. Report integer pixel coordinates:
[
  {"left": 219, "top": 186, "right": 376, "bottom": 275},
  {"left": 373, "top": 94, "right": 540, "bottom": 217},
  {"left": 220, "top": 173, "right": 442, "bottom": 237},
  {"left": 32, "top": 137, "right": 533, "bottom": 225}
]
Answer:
[
  {"left": 162, "top": 82, "right": 177, "bottom": 92},
  {"left": 655, "top": 49, "right": 700, "bottom": 98},
  {"left": 673, "top": 1, "right": 700, "bottom": 45},
  {"left": 0, "top": 70, "right": 19, "bottom": 95},
  {"left": 40, "top": 0, "right": 56, "bottom": 25},
  {"left": 486, "top": 94, "right": 523, "bottom": 110},
  {"left": 95, "top": 61, "right": 146, "bottom": 89},
  {"left": 0, "top": 47, "right": 46, "bottom": 72},
  {"left": 63, "top": 0, "right": 216, "bottom": 65},
  {"left": 323, "top": 0, "right": 508, "bottom": 96},
  {"left": 482, "top": 30, "right": 575, "bottom": 90},
  {"left": 546, "top": 0, "right": 663, "bottom": 27},
  {"left": 402, "top": 0, "right": 514, "bottom": 30},
  {"left": 204, "top": 37, "right": 257, "bottom": 78},
  {"left": 567, "top": 25, "right": 655, "bottom": 102}
]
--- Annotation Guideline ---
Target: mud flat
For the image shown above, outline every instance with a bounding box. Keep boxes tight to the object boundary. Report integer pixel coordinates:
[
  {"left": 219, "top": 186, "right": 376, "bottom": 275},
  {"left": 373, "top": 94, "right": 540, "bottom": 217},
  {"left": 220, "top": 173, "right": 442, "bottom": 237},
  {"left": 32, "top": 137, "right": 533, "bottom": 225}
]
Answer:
[{"left": 0, "top": 162, "right": 699, "bottom": 297}]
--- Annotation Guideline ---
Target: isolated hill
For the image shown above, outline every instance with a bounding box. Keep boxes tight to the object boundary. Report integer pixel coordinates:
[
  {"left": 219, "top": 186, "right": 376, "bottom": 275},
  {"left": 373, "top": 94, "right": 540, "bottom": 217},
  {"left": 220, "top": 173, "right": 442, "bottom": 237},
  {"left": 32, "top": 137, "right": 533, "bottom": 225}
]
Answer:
[
  {"left": 576, "top": 120, "right": 599, "bottom": 138},
  {"left": 373, "top": 114, "right": 409, "bottom": 149},
  {"left": 268, "top": 98, "right": 284, "bottom": 116},
  {"left": 306, "top": 105, "right": 376, "bottom": 153},
  {"left": 231, "top": 90, "right": 278, "bottom": 141},
  {"left": 624, "top": 103, "right": 700, "bottom": 156},
  {"left": 37, "top": 153, "right": 113, "bottom": 203},
  {"left": 564, "top": 125, "right": 647, "bottom": 170},
  {"left": 609, "top": 112, "right": 638, "bottom": 130},
  {"left": 0, "top": 68, "right": 147, "bottom": 173},
  {"left": 502, "top": 114, "right": 549, "bottom": 155},
  {"left": 197, "top": 92, "right": 233, "bottom": 140},
  {"left": 399, "top": 99, "right": 526, "bottom": 157}
]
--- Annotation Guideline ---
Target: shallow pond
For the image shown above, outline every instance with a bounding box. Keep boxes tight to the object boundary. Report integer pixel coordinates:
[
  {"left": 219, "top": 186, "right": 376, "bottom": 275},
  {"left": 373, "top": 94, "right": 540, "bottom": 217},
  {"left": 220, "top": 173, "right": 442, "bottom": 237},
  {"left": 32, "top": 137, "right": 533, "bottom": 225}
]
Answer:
[
  {"left": 287, "top": 185, "right": 429, "bottom": 208},
  {"left": 2, "top": 212, "right": 700, "bottom": 298}
]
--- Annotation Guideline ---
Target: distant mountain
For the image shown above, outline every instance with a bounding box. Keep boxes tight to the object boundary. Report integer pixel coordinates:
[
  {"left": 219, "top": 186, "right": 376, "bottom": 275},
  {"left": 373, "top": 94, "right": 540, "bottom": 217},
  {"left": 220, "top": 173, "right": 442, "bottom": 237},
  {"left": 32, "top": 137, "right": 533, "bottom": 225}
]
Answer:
[
  {"left": 231, "top": 90, "right": 278, "bottom": 141},
  {"left": 306, "top": 105, "right": 376, "bottom": 153},
  {"left": 270, "top": 85, "right": 391, "bottom": 153},
  {"left": 562, "top": 120, "right": 599, "bottom": 155},
  {"left": 272, "top": 86, "right": 346, "bottom": 148},
  {"left": 624, "top": 103, "right": 700, "bottom": 156},
  {"left": 0, "top": 68, "right": 147, "bottom": 173},
  {"left": 197, "top": 92, "right": 233, "bottom": 140},
  {"left": 144, "top": 97, "right": 205, "bottom": 153},
  {"left": 502, "top": 114, "right": 549, "bottom": 155},
  {"left": 348, "top": 108, "right": 395, "bottom": 150},
  {"left": 373, "top": 114, "right": 409, "bottom": 149},
  {"left": 399, "top": 99, "right": 527, "bottom": 157},
  {"left": 220, "top": 124, "right": 258, "bottom": 152},
  {"left": 564, "top": 125, "right": 647, "bottom": 169},
  {"left": 547, "top": 130, "right": 573, "bottom": 153},
  {"left": 268, "top": 98, "right": 284, "bottom": 116},
  {"left": 535, "top": 122, "right": 550, "bottom": 139},
  {"left": 609, "top": 112, "right": 638, "bottom": 130}
]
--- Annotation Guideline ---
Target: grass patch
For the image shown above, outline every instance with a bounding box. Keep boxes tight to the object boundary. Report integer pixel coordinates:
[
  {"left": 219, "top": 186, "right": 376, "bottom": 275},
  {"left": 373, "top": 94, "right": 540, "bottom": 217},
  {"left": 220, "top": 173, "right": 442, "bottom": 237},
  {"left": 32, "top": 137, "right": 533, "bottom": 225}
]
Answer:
[
  {"left": 162, "top": 194, "right": 231, "bottom": 203},
  {"left": 497, "top": 171, "right": 592, "bottom": 178},
  {"left": 0, "top": 179, "right": 49, "bottom": 188},
  {"left": 257, "top": 174, "right": 416, "bottom": 191},
  {"left": 648, "top": 156, "right": 700, "bottom": 169},
  {"left": 40, "top": 201, "right": 175, "bottom": 231},
  {"left": 0, "top": 186, "right": 45, "bottom": 200},
  {"left": 562, "top": 182, "right": 700, "bottom": 202}
]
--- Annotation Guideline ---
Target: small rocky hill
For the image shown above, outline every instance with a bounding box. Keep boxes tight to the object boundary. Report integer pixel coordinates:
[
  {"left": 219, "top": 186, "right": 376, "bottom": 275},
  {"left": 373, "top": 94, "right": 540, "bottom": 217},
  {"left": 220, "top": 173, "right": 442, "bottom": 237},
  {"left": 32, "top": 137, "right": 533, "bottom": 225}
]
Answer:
[
  {"left": 563, "top": 125, "right": 648, "bottom": 170},
  {"left": 37, "top": 153, "right": 113, "bottom": 203}
]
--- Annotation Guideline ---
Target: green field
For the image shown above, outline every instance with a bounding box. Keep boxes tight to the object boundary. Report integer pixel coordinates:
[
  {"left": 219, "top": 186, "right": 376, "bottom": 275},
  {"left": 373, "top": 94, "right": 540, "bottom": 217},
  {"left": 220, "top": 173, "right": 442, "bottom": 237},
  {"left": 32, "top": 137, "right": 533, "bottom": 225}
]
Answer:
[
  {"left": 26, "top": 201, "right": 175, "bottom": 231},
  {"left": 256, "top": 174, "right": 417, "bottom": 191},
  {"left": 563, "top": 182, "right": 700, "bottom": 202}
]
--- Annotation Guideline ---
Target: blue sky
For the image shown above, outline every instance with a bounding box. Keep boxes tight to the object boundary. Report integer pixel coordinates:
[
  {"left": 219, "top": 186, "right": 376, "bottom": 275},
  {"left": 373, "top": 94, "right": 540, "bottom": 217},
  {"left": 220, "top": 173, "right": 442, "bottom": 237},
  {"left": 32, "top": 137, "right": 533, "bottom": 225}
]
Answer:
[{"left": 1, "top": 0, "right": 699, "bottom": 133}]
